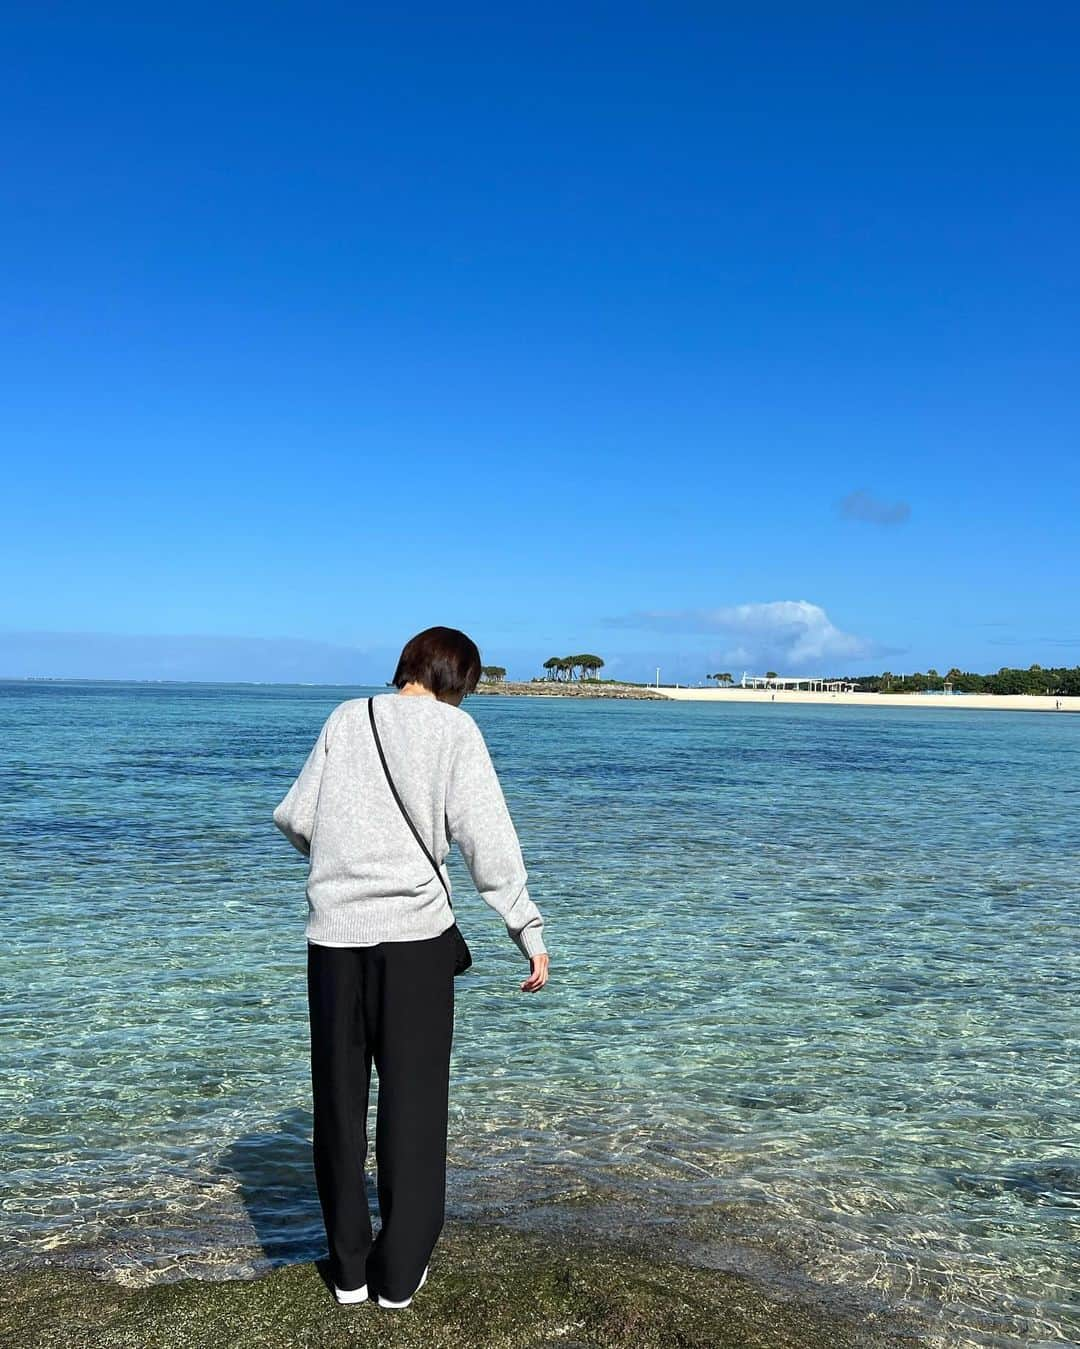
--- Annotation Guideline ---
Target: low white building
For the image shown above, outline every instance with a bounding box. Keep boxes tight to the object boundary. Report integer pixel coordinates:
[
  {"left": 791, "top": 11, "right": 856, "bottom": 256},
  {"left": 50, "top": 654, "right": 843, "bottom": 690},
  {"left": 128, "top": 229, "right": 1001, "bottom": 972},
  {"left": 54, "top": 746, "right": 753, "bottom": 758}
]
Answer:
[{"left": 740, "top": 673, "right": 857, "bottom": 693}]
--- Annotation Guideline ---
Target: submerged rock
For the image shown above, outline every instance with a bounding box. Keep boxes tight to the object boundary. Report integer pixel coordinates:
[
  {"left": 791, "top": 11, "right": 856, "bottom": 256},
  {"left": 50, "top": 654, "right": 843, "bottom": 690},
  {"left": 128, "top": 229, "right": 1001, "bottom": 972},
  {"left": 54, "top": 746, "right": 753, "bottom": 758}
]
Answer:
[{"left": 0, "top": 1218, "right": 922, "bottom": 1348}]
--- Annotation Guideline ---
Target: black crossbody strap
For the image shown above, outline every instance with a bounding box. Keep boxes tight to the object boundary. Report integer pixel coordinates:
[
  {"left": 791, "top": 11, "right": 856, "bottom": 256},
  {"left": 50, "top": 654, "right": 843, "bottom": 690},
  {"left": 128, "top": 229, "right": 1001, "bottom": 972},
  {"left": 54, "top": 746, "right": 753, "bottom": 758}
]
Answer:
[{"left": 368, "top": 696, "right": 453, "bottom": 908}]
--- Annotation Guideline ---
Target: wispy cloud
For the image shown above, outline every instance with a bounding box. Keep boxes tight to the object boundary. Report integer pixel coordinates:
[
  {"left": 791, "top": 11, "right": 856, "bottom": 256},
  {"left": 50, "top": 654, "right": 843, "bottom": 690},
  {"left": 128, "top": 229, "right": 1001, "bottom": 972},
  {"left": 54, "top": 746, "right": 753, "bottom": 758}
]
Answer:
[
  {"left": 987, "top": 636, "right": 1080, "bottom": 649},
  {"left": 838, "top": 489, "right": 911, "bottom": 526},
  {"left": 602, "top": 600, "right": 898, "bottom": 673}
]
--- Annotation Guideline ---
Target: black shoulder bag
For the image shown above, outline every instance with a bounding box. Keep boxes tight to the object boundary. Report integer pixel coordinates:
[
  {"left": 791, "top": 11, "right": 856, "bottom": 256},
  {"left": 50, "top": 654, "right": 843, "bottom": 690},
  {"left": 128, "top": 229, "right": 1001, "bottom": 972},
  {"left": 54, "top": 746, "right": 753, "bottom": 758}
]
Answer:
[{"left": 368, "top": 696, "right": 473, "bottom": 976}]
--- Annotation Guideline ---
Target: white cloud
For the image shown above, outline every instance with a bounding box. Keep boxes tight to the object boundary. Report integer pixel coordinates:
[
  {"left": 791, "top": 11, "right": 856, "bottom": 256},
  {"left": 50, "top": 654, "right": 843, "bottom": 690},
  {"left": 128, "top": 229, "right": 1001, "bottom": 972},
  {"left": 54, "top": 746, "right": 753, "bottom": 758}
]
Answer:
[{"left": 603, "top": 600, "right": 895, "bottom": 673}]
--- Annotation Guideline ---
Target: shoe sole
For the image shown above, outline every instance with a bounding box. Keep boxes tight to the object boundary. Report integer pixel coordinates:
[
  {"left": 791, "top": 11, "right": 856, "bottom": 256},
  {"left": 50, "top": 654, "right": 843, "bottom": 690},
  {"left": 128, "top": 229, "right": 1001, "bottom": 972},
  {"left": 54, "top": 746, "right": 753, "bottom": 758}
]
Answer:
[{"left": 376, "top": 1263, "right": 428, "bottom": 1309}]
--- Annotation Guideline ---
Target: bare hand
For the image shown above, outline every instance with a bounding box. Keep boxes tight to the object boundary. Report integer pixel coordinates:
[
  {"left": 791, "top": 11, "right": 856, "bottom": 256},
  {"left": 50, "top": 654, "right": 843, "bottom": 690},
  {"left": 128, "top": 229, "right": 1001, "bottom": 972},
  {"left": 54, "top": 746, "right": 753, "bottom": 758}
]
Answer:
[{"left": 520, "top": 952, "right": 549, "bottom": 992}]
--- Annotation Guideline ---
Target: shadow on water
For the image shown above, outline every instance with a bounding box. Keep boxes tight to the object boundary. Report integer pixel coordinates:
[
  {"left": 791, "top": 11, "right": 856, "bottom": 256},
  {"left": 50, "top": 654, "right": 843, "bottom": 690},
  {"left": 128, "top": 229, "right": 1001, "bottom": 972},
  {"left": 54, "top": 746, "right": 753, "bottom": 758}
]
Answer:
[{"left": 212, "top": 1107, "right": 338, "bottom": 1272}]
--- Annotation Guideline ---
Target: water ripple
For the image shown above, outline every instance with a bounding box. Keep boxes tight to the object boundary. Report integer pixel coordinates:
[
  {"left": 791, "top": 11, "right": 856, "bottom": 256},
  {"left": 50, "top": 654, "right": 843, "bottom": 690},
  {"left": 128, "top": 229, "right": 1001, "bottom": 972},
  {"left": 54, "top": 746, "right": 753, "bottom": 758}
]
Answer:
[{"left": 2, "top": 681, "right": 1078, "bottom": 1346}]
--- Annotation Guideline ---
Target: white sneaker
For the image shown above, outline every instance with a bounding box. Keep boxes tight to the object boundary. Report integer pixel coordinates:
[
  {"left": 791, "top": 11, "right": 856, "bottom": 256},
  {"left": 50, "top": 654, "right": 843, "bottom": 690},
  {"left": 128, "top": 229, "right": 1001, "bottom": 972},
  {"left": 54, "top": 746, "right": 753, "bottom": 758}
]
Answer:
[
  {"left": 332, "top": 1282, "right": 369, "bottom": 1305},
  {"left": 376, "top": 1262, "right": 428, "bottom": 1309}
]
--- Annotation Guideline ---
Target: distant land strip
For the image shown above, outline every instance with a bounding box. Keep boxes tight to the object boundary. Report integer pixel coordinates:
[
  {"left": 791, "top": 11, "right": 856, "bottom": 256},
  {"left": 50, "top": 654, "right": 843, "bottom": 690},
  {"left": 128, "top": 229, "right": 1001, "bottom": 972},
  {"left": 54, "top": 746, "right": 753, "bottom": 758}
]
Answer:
[
  {"left": 474, "top": 679, "right": 665, "bottom": 700},
  {"left": 476, "top": 679, "right": 1080, "bottom": 711}
]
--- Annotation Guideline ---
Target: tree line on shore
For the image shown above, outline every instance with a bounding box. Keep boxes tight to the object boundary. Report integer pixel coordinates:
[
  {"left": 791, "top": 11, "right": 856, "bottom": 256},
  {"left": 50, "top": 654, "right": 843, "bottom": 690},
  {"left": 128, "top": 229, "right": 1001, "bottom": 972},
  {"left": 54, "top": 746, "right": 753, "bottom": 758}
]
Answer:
[
  {"left": 706, "top": 665, "right": 1080, "bottom": 695},
  {"left": 477, "top": 656, "right": 607, "bottom": 683},
  {"left": 481, "top": 659, "right": 1080, "bottom": 695},
  {"left": 860, "top": 665, "right": 1080, "bottom": 695},
  {"left": 541, "top": 655, "right": 605, "bottom": 680}
]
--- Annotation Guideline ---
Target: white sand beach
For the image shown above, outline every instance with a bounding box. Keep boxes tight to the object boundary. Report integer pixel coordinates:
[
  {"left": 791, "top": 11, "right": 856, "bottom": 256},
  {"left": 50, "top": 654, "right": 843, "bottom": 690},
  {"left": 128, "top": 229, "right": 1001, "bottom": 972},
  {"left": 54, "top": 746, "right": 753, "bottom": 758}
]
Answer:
[{"left": 650, "top": 687, "right": 1080, "bottom": 712}]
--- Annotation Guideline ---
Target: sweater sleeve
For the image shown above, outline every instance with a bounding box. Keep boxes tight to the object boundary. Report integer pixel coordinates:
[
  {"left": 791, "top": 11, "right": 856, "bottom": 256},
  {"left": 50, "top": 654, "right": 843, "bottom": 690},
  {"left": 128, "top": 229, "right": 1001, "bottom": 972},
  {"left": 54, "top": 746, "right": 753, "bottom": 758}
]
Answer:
[
  {"left": 446, "top": 719, "right": 547, "bottom": 961},
  {"left": 272, "top": 704, "right": 344, "bottom": 857}
]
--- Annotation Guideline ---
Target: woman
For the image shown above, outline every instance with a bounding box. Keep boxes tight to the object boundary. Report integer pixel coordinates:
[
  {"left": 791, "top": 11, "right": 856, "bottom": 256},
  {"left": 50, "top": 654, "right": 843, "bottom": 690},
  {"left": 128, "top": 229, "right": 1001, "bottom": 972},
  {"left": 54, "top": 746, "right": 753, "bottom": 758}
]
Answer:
[{"left": 272, "top": 626, "right": 550, "bottom": 1310}]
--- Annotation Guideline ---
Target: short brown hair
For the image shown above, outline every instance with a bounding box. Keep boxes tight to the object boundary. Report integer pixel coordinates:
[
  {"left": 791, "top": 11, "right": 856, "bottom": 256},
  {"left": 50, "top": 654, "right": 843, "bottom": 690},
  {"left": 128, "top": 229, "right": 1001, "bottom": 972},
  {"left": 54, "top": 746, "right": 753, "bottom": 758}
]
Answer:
[{"left": 391, "top": 626, "right": 482, "bottom": 698}]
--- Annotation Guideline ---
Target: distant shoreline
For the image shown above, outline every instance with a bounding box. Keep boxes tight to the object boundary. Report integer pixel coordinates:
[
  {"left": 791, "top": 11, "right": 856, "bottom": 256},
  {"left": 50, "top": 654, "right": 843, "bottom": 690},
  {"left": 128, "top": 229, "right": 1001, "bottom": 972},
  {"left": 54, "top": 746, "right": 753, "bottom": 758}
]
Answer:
[
  {"left": 476, "top": 681, "right": 1080, "bottom": 711},
  {"left": 4, "top": 677, "right": 1078, "bottom": 711},
  {"left": 647, "top": 686, "right": 1080, "bottom": 712},
  {"left": 474, "top": 679, "right": 666, "bottom": 700}
]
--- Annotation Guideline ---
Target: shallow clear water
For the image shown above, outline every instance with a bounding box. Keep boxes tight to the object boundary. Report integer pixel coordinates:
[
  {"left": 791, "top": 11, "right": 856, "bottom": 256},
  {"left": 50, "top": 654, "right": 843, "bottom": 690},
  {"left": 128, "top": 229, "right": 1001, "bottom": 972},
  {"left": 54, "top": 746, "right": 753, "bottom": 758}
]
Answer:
[{"left": 2, "top": 680, "right": 1078, "bottom": 1346}]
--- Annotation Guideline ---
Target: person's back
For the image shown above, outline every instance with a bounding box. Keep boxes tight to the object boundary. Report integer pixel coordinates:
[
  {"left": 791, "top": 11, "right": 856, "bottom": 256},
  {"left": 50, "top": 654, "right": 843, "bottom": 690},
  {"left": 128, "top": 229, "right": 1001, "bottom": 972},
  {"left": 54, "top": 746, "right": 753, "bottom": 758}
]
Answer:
[{"left": 274, "top": 690, "right": 547, "bottom": 959}]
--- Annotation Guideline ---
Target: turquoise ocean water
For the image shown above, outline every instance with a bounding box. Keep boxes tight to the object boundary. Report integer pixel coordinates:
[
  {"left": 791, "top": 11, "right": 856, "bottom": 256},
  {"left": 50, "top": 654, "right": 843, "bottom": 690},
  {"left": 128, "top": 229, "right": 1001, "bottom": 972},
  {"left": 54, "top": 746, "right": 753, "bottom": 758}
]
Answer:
[{"left": 2, "top": 680, "right": 1077, "bottom": 1346}]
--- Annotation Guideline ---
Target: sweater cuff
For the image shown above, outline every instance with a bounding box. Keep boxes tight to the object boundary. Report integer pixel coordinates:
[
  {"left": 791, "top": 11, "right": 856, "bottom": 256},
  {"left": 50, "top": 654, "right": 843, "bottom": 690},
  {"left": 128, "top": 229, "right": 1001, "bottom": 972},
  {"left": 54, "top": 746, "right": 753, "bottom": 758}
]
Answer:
[{"left": 513, "top": 923, "right": 548, "bottom": 960}]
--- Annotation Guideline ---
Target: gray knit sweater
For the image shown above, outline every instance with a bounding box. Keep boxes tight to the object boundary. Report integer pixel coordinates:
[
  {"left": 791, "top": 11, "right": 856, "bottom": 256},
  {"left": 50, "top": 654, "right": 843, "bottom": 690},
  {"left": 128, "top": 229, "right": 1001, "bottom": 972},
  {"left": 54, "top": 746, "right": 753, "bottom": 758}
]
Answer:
[{"left": 272, "top": 692, "right": 547, "bottom": 959}]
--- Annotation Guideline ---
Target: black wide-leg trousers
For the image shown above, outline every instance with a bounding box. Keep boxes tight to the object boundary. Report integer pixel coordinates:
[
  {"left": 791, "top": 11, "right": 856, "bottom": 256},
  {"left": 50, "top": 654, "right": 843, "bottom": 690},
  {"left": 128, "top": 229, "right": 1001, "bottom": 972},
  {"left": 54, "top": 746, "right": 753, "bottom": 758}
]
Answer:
[{"left": 306, "top": 925, "right": 456, "bottom": 1300}]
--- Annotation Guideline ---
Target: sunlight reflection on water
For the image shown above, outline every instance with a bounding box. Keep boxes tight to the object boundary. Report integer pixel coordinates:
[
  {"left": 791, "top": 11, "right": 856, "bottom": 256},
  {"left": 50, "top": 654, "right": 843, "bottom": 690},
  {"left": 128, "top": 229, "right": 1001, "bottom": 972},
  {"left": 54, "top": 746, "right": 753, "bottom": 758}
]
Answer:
[{"left": 2, "top": 680, "right": 1078, "bottom": 1346}]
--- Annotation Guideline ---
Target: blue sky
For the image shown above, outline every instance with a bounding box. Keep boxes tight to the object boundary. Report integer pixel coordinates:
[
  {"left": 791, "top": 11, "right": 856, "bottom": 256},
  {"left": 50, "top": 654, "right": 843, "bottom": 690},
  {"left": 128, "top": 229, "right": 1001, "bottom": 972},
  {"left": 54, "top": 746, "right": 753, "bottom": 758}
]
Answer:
[{"left": 2, "top": 4, "right": 1078, "bottom": 684}]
